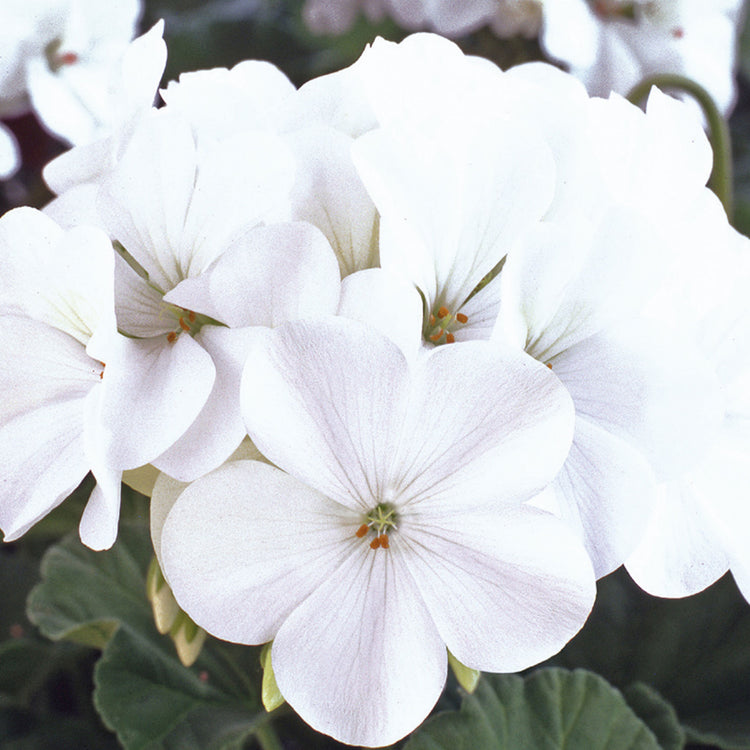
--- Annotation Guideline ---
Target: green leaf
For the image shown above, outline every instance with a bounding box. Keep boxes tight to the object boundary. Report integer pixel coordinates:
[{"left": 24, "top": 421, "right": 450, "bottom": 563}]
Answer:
[
  {"left": 26, "top": 525, "right": 154, "bottom": 648},
  {"left": 403, "top": 668, "right": 660, "bottom": 750},
  {"left": 621, "top": 683, "right": 684, "bottom": 750},
  {"left": 546, "top": 568, "right": 750, "bottom": 749},
  {"left": 94, "top": 626, "right": 275, "bottom": 750}
]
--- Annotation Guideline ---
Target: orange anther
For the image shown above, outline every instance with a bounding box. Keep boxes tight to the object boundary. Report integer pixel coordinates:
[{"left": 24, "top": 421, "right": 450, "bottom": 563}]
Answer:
[
  {"left": 188, "top": 310, "right": 196, "bottom": 323},
  {"left": 179, "top": 317, "right": 191, "bottom": 332},
  {"left": 59, "top": 52, "right": 78, "bottom": 65},
  {"left": 167, "top": 331, "right": 178, "bottom": 343},
  {"left": 456, "top": 312, "right": 468, "bottom": 324},
  {"left": 437, "top": 306, "right": 449, "bottom": 319},
  {"left": 445, "top": 333, "right": 455, "bottom": 344},
  {"left": 429, "top": 314, "right": 436, "bottom": 326},
  {"left": 99, "top": 370, "right": 104, "bottom": 379},
  {"left": 672, "top": 27, "right": 684, "bottom": 38},
  {"left": 370, "top": 537, "right": 381, "bottom": 550},
  {"left": 379, "top": 534, "right": 389, "bottom": 549},
  {"left": 429, "top": 330, "right": 445, "bottom": 342},
  {"left": 355, "top": 524, "right": 369, "bottom": 538},
  {"left": 546, "top": 362, "right": 552, "bottom": 369}
]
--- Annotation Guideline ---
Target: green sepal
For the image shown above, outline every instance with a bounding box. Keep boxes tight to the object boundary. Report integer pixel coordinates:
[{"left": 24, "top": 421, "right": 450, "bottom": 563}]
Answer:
[
  {"left": 448, "top": 650, "right": 481, "bottom": 694},
  {"left": 260, "top": 643, "right": 285, "bottom": 713}
]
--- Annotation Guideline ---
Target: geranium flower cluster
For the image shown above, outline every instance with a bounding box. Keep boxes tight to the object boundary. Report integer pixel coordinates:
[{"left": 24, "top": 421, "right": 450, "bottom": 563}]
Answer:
[
  {"left": 1, "top": 25, "right": 749, "bottom": 747},
  {"left": 303, "top": 0, "right": 745, "bottom": 115}
]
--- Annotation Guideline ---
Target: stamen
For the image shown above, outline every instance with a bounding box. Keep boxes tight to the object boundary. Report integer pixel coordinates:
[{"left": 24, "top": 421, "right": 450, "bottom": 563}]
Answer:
[
  {"left": 370, "top": 537, "right": 381, "bottom": 550},
  {"left": 456, "top": 312, "right": 468, "bottom": 324},
  {"left": 167, "top": 331, "right": 178, "bottom": 343},
  {"left": 355, "top": 524, "right": 369, "bottom": 538},
  {"left": 437, "top": 306, "right": 450, "bottom": 319},
  {"left": 429, "top": 314, "right": 436, "bottom": 326},
  {"left": 179, "top": 317, "right": 191, "bottom": 332},
  {"left": 59, "top": 52, "right": 78, "bottom": 65},
  {"left": 445, "top": 333, "right": 455, "bottom": 344},
  {"left": 546, "top": 362, "right": 552, "bottom": 369},
  {"left": 672, "top": 27, "right": 684, "bottom": 38},
  {"left": 188, "top": 310, "right": 196, "bottom": 323},
  {"left": 429, "top": 330, "right": 445, "bottom": 342},
  {"left": 379, "top": 534, "right": 389, "bottom": 549}
]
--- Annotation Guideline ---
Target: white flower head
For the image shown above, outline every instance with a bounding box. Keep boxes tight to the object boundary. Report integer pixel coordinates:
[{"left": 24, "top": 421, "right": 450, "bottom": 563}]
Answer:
[
  {"left": 158, "top": 316, "right": 595, "bottom": 747},
  {"left": 0, "top": 208, "right": 125, "bottom": 549}
]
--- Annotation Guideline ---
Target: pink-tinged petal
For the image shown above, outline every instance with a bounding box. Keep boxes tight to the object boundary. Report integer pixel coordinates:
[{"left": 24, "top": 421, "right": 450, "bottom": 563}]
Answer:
[
  {"left": 392, "top": 341, "right": 574, "bottom": 510},
  {"left": 626, "top": 481, "right": 730, "bottom": 598},
  {"left": 165, "top": 223, "right": 340, "bottom": 328},
  {"left": 161, "top": 460, "right": 357, "bottom": 643},
  {"left": 152, "top": 326, "right": 261, "bottom": 482},
  {"left": 98, "top": 109, "right": 197, "bottom": 292},
  {"left": 287, "top": 126, "right": 379, "bottom": 276},
  {"left": 402, "top": 505, "right": 595, "bottom": 673},
  {"left": 337, "top": 268, "right": 423, "bottom": 360},
  {"left": 0, "top": 317, "right": 99, "bottom": 540},
  {"left": 554, "top": 415, "right": 656, "bottom": 578},
  {"left": 553, "top": 321, "right": 723, "bottom": 480},
  {"left": 241, "top": 318, "right": 410, "bottom": 511},
  {"left": 273, "top": 546, "right": 446, "bottom": 748},
  {"left": 353, "top": 116, "right": 554, "bottom": 312},
  {"left": 98, "top": 333, "right": 215, "bottom": 470}
]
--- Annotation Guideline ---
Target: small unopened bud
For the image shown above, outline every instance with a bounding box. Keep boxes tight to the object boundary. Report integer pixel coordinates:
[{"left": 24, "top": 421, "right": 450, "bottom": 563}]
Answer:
[
  {"left": 448, "top": 650, "right": 481, "bottom": 694},
  {"left": 147, "top": 557, "right": 179, "bottom": 634},
  {"left": 171, "top": 612, "right": 207, "bottom": 667},
  {"left": 260, "top": 642, "right": 286, "bottom": 712}
]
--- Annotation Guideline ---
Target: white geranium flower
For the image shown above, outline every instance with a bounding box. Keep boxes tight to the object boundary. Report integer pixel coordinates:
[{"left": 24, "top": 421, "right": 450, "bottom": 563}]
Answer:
[
  {"left": 0, "top": 0, "right": 143, "bottom": 146},
  {"left": 626, "top": 205, "right": 750, "bottom": 600},
  {"left": 43, "top": 20, "right": 166, "bottom": 203},
  {"left": 351, "top": 55, "right": 723, "bottom": 576},
  {"left": 92, "top": 107, "right": 341, "bottom": 482},
  {"left": 157, "top": 316, "right": 594, "bottom": 747},
  {"left": 542, "top": 0, "right": 745, "bottom": 114},
  {"left": 0, "top": 208, "right": 125, "bottom": 549}
]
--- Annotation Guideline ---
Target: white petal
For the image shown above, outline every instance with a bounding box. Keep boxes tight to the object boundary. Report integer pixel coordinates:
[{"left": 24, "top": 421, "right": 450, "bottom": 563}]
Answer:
[
  {"left": 553, "top": 415, "right": 656, "bottom": 578},
  {"left": 161, "top": 460, "right": 357, "bottom": 643},
  {"left": 273, "top": 545, "right": 446, "bottom": 747},
  {"left": 152, "top": 326, "right": 260, "bottom": 482},
  {"left": 0, "top": 208, "right": 115, "bottom": 346},
  {"left": 164, "top": 223, "right": 340, "bottom": 328},
  {"left": 98, "top": 109, "right": 198, "bottom": 292},
  {"left": 287, "top": 126, "right": 378, "bottom": 276},
  {"left": 0, "top": 124, "right": 20, "bottom": 179},
  {"left": 0, "top": 317, "right": 97, "bottom": 539},
  {"left": 353, "top": 116, "right": 555, "bottom": 311},
  {"left": 98, "top": 333, "right": 215, "bottom": 470},
  {"left": 393, "top": 341, "right": 575, "bottom": 510},
  {"left": 553, "top": 322, "right": 723, "bottom": 480},
  {"left": 241, "top": 317, "right": 411, "bottom": 510},
  {"left": 626, "top": 481, "right": 730, "bottom": 598},
  {"left": 337, "top": 268, "right": 423, "bottom": 361},
  {"left": 402, "top": 505, "right": 595, "bottom": 673}
]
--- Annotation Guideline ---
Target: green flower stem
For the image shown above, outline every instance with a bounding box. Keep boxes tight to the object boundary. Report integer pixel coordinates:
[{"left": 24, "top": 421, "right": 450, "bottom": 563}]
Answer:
[{"left": 627, "top": 74, "right": 734, "bottom": 221}]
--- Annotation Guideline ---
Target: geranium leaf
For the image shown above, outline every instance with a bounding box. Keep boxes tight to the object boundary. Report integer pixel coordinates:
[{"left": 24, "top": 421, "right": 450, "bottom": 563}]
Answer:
[
  {"left": 547, "top": 568, "right": 750, "bottom": 749},
  {"left": 94, "top": 626, "right": 274, "bottom": 750},
  {"left": 26, "top": 524, "right": 154, "bottom": 648},
  {"left": 621, "top": 683, "right": 684, "bottom": 750},
  {"left": 403, "top": 668, "right": 660, "bottom": 750}
]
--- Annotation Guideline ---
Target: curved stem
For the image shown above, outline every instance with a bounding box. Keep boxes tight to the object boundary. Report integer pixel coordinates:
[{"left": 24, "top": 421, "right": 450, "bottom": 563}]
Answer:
[{"left": 627, "top": 73, "right": 733, "bottom": 221}]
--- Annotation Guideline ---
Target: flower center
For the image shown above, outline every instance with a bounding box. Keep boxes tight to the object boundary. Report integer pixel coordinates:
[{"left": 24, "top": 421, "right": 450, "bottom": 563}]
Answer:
[
  {"left": 162, "top": 304, "right": 212, "bottom": 343},
  {"left": 423, "top": 306, "right": 469, "bottom": 345},
  {"left": 45, "top": 39, "right": 79, "bottom": 72},
  {"left": 354, "top": 502, "right": 398, "bottom": 551}
]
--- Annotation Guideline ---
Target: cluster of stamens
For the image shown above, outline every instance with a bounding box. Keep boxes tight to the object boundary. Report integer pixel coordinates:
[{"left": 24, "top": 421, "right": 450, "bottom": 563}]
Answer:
[
  {"left": 425, "top": 306, "right": 468, "bottom": 345},
  {"left": 355, "top": 503, "right": 397, "bottom": 551},
  {"left": 166, "top": 309, "right": 198, "bottom": 343}
]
